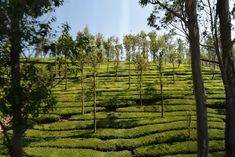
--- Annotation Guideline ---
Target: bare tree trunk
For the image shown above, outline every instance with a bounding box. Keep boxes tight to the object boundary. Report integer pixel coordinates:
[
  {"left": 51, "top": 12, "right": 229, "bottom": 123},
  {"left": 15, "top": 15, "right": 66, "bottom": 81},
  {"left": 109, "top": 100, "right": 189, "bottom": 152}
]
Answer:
[
  {"left": 81, "top": 63, "right": 85, "bottom": 114},
  {"left": 160, "top": 78, "right": 164, "bottom": 118},
  {"left": 58, "top": 61, "right": 61, "bottom": 79},
  {"left": 153, "top": 52, "right": 156, "bottom": 62},
  {"left": 188, "top": 113, "right": 192, "bottom": 138},
  {"left": 164, "top": 53, "right": 167, "bottom": 65},
  {"left": 106, "top": 59, "right": 109, "bottom": 73},
  {"left": 159, "top": 52, "right": 164, "bottom": 118},
  {"left": 173, "top": 62, "right": 175, "bottom": 83},
  {"left": 140, "top": 70, "right": 143, "bottom": 106},
  {"left": 9, "top": 16, "right": 23, "bottom": 157},
  {"left": 186, "top": 0, "right": 208, "bottom": 156},
  {"left": 224, "top": 84, "right": 235, "bottom": 156},
  {"left": 55, "top": 61, "right": 58, "bottom": 78},
  {"left": 217, "top": 0, "right": 235, "bottom": 156},
  {"left": 93, "top": 67, "right": 97, "bottom": 133},
  {"left": 128, "top": 55, "right": 131, "bottom": 89},
  {"left": 116, "top": 60, "right": 119, "bottom": 79},
  {"left": 211, "top": 63, "right": 215, "bottom": 80},
  {"left": 65, "top": 55, "right": 68, "bottom": 90}
]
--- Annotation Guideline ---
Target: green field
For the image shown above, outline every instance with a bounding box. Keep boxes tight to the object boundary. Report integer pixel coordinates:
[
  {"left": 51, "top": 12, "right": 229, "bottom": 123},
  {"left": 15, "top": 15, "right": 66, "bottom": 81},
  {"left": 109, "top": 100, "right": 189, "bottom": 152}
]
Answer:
[{"left": 0, "top": 62, "right": 225, "bottom": 157}]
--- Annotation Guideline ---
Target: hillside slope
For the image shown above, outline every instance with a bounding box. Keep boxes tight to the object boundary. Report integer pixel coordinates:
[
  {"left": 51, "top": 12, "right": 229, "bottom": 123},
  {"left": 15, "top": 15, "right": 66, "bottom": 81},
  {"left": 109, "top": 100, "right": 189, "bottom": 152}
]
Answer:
[{"left": 0, "top": 62, "right": 225, "bottom": 157}]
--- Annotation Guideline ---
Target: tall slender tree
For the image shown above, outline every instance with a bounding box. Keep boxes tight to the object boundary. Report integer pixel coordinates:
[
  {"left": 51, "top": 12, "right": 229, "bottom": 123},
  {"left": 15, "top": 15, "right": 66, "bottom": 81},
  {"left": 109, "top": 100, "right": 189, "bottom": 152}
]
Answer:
[
  {"left": 75, "top": 28, "right": 92, "bottom": 114},
  {"left": 186, "top": 1, "right": 208, "bottom": 155},
  {"left": 169, "top": 44, "right": 177, "bottom": 83},
  {"left": 0, "top": 1, "right": 63, "bottom": 156},
  {"left": 56, "top": 23, "right": 74, "bottom": 91},
  {"left": 133, "top": 52, "right": 148, "bottom": 106},
  {"left": 158, "top": 35, "right": 167, "bottom": 118},
  {"left": 104, "top": 36, "right": 115, "bottom": 73},
  {"left": 139, "top": 0, "right": 208, "bottom": 156},
  {"left": 177, "top": 38, "right": 184, "bottom": 67},
  {"left": 148, "top": 31, "right": 159, "bottom": 62},
  {"left": 123, "top": 34, "right": 133, "bottom": 89},
  {"left": 87, "top": 33, "right": 105, "bottom": 133},
  {"left": 114, "top": 37, "right": 123, "bottom": 78},
  {"left": 217, "top": 0, "right": 235, "bottom": 156},
  {"left": 137, "top": 31, "right": 150, "bottom": 61}
]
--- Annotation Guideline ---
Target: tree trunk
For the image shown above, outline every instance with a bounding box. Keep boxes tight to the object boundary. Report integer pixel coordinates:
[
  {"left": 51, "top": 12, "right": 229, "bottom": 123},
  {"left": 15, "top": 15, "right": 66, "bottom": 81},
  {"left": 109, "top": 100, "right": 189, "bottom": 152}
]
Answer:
[
  {"left": 160, "top": 77, "right": 164, "bottom": 118},
  {"left": 9, "top": 16, "right": 23, "bottom": 157},
  {"left": 140, "top": 70, "right": 143, "bottom": 106},
  {"left": 116, "top": 60, "right": 119, "bottom": 79},
  {"left": 55, "top": 61, "right": 58, "bottom": 78},
  {"left": 107, "top": 59, "right": 109, "bottom": 73},
  {"left": 58, "top": 61, "right": 61, "bottom": 79},
  {"left": 218, "top": 0, "right": 235, "bottom": 156},
  {"left": 173, "top": 62, "right": 175, "bottom": 83},
  {"left": 153, "top": 52, "right": 156, "bottom": 62},
  {"left": 188, "top": 112, "right": 192, "bottom": 138},
  {"left": 211, "top": 63, "right": 215, "bottom": 80},
  {"left": 93, "top": 67, "right": 97, "bottom": 133},
  {"left": 186, "top": 0, "right": 208, "bottom": 156},
  {"left": 225, "top": 85, "right": 235, "bottom": 156},
  {"left": 81, "top": 63, "right": 85, "bottom": 115},
  {"left": 164, "top": 53, "right": 167, "bottom": 65},
  {"left": 65, "top": 55, "right": 68, "bottom": 90},
  {"left": 128, "top": 54, "right": 131, "bottom": 89},
  {"left": 159, "top": 52, "right": 164, "bottom": 118}
]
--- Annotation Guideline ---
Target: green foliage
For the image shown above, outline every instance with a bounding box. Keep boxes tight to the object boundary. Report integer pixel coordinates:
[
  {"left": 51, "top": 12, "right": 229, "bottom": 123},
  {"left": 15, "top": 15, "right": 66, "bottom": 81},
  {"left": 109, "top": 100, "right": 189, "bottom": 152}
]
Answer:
[
  {"left": 0, "top": 63, "right": 57, "bottom": 130},
  {"left": 56, "top": 24, "right": 74, "bottom": 57},
  {"left": 133, "top": 52, "right": 148, "bottom": 72},
  {"left": 103, "top": 36, "right": 115, "bottom": 62},
  {"left": 0, "top": 61, "right": 226, "bottom": 156}
]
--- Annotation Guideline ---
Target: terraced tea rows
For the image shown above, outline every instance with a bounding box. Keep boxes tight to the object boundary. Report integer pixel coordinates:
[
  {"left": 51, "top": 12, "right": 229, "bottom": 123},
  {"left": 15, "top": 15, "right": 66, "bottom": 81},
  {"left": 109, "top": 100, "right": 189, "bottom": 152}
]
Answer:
[{"left": 0, "top": 62, "right": 225, "bottom": 156}]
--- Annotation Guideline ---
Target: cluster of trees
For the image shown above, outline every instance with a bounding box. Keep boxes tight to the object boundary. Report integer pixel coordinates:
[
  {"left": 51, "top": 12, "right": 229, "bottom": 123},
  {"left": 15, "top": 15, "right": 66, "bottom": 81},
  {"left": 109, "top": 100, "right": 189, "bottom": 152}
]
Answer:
[
  {"left": 52, "top": 27, "right": 190, "bottom": 123},
  {"left": 50, "top": 27, "right": 187, "bottom": 131},
  {"left": 139, "top": 0, "right": 235, "bottom": 156},
  {"left": 0, "top": 1, "right": 189, "bottom": 154},
  {"left": 1, "top": 0, "right": 234, "bottom": 157},
  {"left": 1, "top": 5, "right": 187, "bottom": 154}
]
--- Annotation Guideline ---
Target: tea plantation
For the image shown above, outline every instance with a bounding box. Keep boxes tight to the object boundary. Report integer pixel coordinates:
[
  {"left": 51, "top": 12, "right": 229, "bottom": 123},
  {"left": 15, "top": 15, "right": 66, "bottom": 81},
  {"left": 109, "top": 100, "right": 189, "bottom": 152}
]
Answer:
[{"left": 0, "top": 62, "right": 225, "bottom": 157}]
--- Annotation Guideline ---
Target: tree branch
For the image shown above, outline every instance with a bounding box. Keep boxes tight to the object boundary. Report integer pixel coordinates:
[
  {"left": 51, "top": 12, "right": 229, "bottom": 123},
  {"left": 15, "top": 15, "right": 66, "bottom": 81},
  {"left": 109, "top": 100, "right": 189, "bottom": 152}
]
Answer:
[
  {"left": 200, "top": 58, "right": 219, "bottom": 64},
  {"left": 200, "top": 43, "right": 215, "bottom": 50},
  {"left": 150, "top": 0, "right": 187, "bottom": 24}
]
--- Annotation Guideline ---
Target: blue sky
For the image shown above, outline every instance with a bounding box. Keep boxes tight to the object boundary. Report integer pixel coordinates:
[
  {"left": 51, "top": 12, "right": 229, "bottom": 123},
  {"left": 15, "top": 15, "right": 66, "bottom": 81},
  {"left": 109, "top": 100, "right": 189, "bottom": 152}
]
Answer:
[{"left": 49, "top": 0, "right": 155, "bottom": 39}]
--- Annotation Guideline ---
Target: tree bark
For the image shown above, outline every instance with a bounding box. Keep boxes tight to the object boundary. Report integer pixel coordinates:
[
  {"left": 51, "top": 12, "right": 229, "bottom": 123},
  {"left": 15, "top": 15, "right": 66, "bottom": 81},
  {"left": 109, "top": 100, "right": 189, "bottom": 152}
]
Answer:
[
  {"left": 173, "top": 62, "right": 175, "bottom": 83},
  {"left": 65, "top": 55, "right": 68, "bottom": 90},
  {"left": 140, "top": 70, "right": 143, "bottom": 106},
  {"left": 116, "top": 60, "right": 119, "bottom": 79},
  {"left": 93, "top": 67, "right": 97, "bottom": 133},
  {"left": 159, "top": 52, "right": 164, "bottom": 118},
  {"left": 81, "top": 62, "right": 85, "bottom": 115},
  {"left": 9, "top": 15, "right": 23, "bottom": 157},
  {"left": 188, "top": 113, "right": 192, "bottom": 138},
  {"left": 217, "top": 0, "right": 235, "bottom": 156},
  {"left": 186, "top": 0, "right": 208, "bottom": 156},
  {"left": 153, "top": 52, "right": 157, "bottom": 62},
  {"left": 128, "top": 53, "right": 131, "bottom": 89},
  {"left": 106, "top": 60, "right": 109, "bottom": 73}
]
